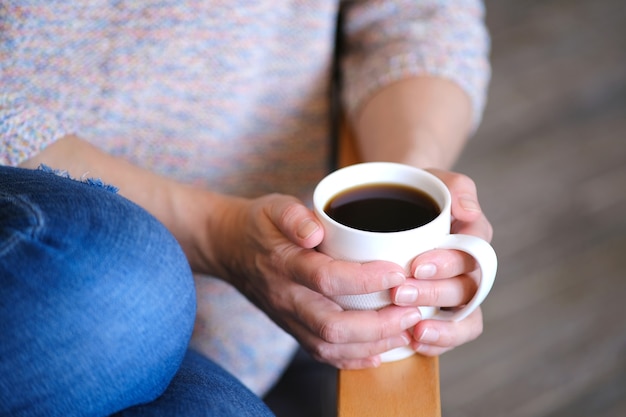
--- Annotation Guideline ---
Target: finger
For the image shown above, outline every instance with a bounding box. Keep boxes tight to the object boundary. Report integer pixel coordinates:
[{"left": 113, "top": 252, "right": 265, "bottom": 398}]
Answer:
[
  {"left": 278, "top": 294, "right": 418, "bottom": 368},
  {"left": 451, "top": 209, "right": 493, "bottom": 242},
  {"left": 409, "top": 249, "right": 478, "bottom": 280},
  {"left": 391, "top": 274, "right": 478, "bottom": 308},
  {"left": 410, "top": 308, "right": 484, "bottom": 356},
  {"left": 289, "top": 251, "right": 407, "bottom": 296},
  {"left": 298, "top": 329, "right": 414, "bottom": 369},
  {"left": 292, "top": 296, "right": 423, "bottom": 345},
  {"left": 427, "top": 169, "right": 483, "bottom": 223},
  {"left": 267, "top": 195, "right": 324, "bottom": 249},
  {"left": 426, "top": 168, "right": 494, "bottom": 242}
]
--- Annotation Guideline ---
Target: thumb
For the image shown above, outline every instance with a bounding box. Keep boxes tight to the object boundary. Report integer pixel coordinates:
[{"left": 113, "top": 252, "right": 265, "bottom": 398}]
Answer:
[
  {"left": 268, "top": 196, "right": 324, "bottom": 249},
  {"left": 427, "top": 169, "right": 482, "bottom": 222}
]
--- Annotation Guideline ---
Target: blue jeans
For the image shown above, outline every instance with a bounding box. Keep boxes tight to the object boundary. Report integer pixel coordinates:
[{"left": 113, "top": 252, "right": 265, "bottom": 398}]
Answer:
[{"left": 0, "top": 166, "right": 274, "bottom": 417}]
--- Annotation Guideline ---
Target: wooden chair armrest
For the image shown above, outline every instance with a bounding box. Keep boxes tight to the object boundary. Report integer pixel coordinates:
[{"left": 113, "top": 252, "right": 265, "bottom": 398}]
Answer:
[
  {"left": 335, "top": 121, "right": 442, "bottom": 417},
  {"left": 338, "top": 355, "right": 441, "bottom": 417}
]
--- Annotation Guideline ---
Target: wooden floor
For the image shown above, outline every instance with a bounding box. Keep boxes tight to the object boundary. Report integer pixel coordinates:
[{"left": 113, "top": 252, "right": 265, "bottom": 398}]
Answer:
[{"left": 440, "top": 0, "right": 626, "bottom": 416}]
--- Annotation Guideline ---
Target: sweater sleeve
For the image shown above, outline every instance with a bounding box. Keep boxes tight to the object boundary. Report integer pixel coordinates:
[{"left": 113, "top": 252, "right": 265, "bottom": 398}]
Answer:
[
  {"left": 340, "top": 0, "right": 491, "bottom": 130},
  {"left": 0, "top": 93, "right": 70, "bottom": 166}
]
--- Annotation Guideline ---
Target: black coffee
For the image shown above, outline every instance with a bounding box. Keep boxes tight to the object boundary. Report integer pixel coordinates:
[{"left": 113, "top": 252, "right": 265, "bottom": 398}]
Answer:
[{"left": 324, "top": 183, "right": 440, "bottom": 232}]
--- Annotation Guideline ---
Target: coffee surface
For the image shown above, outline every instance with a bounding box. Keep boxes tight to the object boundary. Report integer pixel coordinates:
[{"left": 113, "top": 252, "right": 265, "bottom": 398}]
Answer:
[{"left": 324, "top": 183, "right": 440, "bottom": 232}]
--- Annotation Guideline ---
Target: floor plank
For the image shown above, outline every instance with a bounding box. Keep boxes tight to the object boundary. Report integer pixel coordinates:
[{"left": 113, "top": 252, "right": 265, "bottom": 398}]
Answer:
[{"left": 440, "top": 0, "right": 626, "bottom": 416}]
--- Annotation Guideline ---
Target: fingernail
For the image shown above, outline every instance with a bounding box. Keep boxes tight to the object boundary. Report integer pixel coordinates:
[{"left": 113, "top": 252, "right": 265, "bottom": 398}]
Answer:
[
  {"left": 395, "top": 285, "right": 418, "bottom": 304},
  {"left": 460, "top": 195, "right": 481, "bottom": 212},
  {"left": 414, "top": 263, "right": 437, "bottom": 279},
  {"left": 419, "top": 327, "right": 440, "bottom": 343},
  {"left": 414, "top": 344, "right": 430, "bottom": 354},
  {"left": 369, "top": 356, "right": 382, "bottom": 368},
  {"left": 297, "top": 219, "right": 319, "bottom": 239},
  {"left": 401, "top": 309, "right": 422, "bottom": 329},
  {"left": 383, "top": 271, "right": 406, "bottom": 288}
]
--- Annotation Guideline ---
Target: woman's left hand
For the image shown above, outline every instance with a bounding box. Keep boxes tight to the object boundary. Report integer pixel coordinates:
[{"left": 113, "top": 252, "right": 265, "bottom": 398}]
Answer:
[{"left": 389, "top": 169, "right": 494, "bottom": 355}]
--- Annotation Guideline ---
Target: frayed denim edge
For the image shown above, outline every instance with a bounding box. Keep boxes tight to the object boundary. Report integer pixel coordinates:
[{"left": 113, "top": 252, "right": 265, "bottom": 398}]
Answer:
[{"left": 37, "top": 164, "right": 120, "bottom": 194}]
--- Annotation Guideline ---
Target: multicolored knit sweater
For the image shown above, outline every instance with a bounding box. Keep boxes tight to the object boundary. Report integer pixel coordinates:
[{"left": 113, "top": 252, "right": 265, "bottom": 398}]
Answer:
[{"left": 1, "top": 0, "right": 490, "bottom": 395}]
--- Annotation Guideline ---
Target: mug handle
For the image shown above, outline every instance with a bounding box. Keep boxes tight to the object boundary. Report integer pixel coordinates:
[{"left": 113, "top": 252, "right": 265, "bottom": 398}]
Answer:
[{"left": 431, "top": 234, "right": 497, "bottom": 322}]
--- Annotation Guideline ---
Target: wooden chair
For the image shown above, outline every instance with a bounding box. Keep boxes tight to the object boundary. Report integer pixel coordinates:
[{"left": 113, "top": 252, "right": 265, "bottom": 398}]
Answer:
[{"left": 335, "top": 121, "right": 442, "bottom": 417}]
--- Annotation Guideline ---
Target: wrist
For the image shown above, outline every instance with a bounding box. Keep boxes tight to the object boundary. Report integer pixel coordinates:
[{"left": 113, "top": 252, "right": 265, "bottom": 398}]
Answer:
[
  {"left": 167, "top": 184, "right": 214, "bottom": 274},
  {"left": 171, "top": 184, "right": 247, "bottom": 279}
]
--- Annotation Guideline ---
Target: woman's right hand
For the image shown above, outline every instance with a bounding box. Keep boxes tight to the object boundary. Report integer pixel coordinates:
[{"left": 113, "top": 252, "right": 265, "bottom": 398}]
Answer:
[{"left": 187, "top": 190, "right": 422, "bottom": 369}]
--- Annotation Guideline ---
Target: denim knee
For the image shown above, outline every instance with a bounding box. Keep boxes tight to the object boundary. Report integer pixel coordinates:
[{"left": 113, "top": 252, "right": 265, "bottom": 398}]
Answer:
[{"left": 0, "top": 167, "right": 196, "bottom": 417}]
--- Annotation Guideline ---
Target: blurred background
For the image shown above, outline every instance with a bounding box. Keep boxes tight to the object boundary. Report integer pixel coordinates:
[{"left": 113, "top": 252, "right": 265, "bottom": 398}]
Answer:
[{"left": 441, "top": 0, "right": 626, "bottom": 416}]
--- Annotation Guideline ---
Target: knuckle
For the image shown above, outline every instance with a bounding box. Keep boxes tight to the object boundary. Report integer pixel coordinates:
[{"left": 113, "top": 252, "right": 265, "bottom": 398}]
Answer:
[
  {"left": 277, "top": 198, "right": 302, "bottom": 226},
  {"left": 438, "top": 254, "right": 459, "bottom": 276},
  {"left": 420, "top": 284, "right": 442, "bottom": 305},
  {"left": 376, "top": 318, "right": 396, "bottom": 340},
  {"left": 309, "top": 341, "right": 336, "bottom": 363},
  {"left": 310, "top": 263, "right": 336, "bottom": 295},
  {"left": 461, "top": 276, "right": 480, "bottom": 304},
  {"left": 319, "top": 318, "right": 347, "bottom": 344},
  {"left": 451, "top": 172, "right": 477, "bottom": 191}
]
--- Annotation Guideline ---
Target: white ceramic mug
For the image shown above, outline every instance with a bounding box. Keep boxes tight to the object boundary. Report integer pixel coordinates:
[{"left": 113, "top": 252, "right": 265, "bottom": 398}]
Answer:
[{"left": 313, "top": 162, "right": 497, "bottom": 362}]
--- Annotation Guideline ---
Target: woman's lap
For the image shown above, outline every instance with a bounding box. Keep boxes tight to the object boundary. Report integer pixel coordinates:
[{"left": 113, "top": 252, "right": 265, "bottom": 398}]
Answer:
[{"left": 0, "top": 166, "right": 273, "bottom": 417}]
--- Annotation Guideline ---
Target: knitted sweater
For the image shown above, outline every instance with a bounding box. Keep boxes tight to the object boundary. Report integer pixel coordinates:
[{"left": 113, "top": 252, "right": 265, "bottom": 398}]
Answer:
[{"left": 0, "top": 0, "right": 490, "bottom": 395}]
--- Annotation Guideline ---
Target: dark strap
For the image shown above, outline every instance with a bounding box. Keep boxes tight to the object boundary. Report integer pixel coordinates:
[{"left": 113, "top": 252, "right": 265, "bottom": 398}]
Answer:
[{"left": 328, "top": 5, "right": 345, "bottom": 173}]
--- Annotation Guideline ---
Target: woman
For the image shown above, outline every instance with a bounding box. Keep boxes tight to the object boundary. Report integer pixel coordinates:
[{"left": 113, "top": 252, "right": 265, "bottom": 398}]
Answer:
[{"left": 1, "top": 1, "right": 491, "bottom": 415}]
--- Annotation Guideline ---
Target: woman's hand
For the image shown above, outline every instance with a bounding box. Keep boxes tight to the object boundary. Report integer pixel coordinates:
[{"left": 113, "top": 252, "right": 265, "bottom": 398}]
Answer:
[
  {"left": 191, "top": 191, "right": 424, "bottom": 369},
  {"left": 389, "top": 169, "right": 493, "bottom": 356}
]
